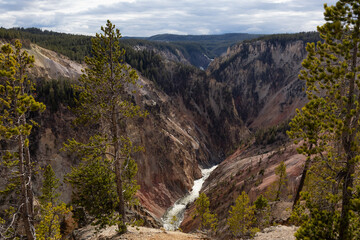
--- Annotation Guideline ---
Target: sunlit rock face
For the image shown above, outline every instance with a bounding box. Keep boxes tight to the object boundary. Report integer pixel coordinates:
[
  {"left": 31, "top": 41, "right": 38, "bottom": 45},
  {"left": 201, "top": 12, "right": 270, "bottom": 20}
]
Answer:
[{"left": 208, "top": 39, "right": 309, "bottom": 128}]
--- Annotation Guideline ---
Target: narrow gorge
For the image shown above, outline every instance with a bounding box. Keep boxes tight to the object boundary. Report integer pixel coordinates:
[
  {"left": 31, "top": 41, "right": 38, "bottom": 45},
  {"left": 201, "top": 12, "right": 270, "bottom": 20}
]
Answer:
[
  {"left": 0, "top": 29, "right": 320, "bottom": 238},
  {"left": 162, "top": 165, "right": 217, "bottom": 230}
]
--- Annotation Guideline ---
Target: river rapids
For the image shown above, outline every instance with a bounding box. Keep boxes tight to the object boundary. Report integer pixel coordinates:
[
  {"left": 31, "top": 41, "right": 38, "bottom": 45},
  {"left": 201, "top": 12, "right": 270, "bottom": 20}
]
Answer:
[{"left": 161, "top": 165, "right": 218, "bottom": 230}]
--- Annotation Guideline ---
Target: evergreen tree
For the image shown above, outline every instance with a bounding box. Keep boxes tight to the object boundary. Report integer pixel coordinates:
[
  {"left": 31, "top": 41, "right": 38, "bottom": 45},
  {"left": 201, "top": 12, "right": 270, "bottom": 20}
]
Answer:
[
  {"left": 64, "top": 20, "right": 146, "bottom": 233},
  {"left": 193, "top": 193, "right": 217, "bottom": 232},
  {"left": 254, "top": 194, "right": 271, "bottom": 228},
  {"left": 227, "top": 191, "right": 258, "bottom": 238},
  {"left": 274, "top": 161, "right": 287, "bottom": 201},
  {"left": 0, "top": 40, "right": 45, "bottom": 239},
  {"left": 39, "top": 165, "right": 60, "bottom": 205},
  {"left": 65, "top": 144, "right": 119, "bottom": 230},
  {"left": 288, "top": 1, "right": 360, "bottom": 239},
  {"left": 265, "top": 161, "right": 288, "bottom": 201},
  {"left": 36, "top": 164, "right": 71, "bottom": 240},
  {"left": 294, "top": 192, "right": 340, "bottom": 240}
]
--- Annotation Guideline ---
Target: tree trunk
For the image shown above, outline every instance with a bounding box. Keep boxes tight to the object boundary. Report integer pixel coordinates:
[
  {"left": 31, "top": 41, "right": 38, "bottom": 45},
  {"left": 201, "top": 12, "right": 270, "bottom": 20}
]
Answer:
[
  {"left": 114, "top": 158, "right": 127, "bottom": 233},
  {"left": 292, "top": 155, "right": 311, "bottom": 210},
  {"left": 112, "top": 104, "right": 127, "bottom": 234},
  {"left": 19, "top": 135, "right": 35, "bottom": 240},
  {"left": 25, "top": 138, "right": 34, "bottom": 217},
  {"left": 339, "top": 35, "right": 358, "bottom": 240},
  {"left": 292, "top": 161, "right": 308, "bottom": 209},
  {"left": 338, "top": 159, "right": 355, "bottom": 240}
]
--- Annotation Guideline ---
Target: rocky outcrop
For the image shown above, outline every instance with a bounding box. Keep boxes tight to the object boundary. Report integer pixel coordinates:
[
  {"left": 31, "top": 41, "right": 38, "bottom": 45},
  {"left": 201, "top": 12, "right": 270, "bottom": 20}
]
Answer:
[
  {"left": 73, "top": 225, "right": 206, "bottom": 240},
  {"left": 208, "top": 39, "right": 308, "bottom": 128},
  {"left": 254, "top": 225, "right": 298, "bottom": 240},
  {"left": 28, "top": 43, "right": 84, "bottom": 79}
]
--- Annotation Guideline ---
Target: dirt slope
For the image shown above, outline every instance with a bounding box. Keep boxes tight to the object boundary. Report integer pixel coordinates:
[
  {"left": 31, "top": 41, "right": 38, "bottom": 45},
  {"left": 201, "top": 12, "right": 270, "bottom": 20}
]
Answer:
[{"left": 73, "top": 225, "right": 207, "bottom": 240}]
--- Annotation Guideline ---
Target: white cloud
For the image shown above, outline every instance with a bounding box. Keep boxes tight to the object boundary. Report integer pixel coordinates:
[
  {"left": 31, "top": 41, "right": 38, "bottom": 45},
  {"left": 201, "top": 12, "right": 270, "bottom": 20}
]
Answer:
[
  {"left": 0, "top": 0, "right": 338, "bottom": 36},
  {"left": 261, "top": 0, "right": 293, "bottom": 3}
]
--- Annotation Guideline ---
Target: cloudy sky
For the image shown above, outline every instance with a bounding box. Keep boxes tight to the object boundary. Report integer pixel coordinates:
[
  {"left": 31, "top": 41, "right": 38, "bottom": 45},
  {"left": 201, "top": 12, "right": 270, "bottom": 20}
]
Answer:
[{"left": 0, "top": 0, "right": 338, "bottom": 37}]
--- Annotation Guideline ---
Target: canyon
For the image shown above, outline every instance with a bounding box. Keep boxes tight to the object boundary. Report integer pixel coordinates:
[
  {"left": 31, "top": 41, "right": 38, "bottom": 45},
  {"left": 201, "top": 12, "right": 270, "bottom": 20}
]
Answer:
[{"left": 1, "top": 31, "right": 316, "bottom": 236}]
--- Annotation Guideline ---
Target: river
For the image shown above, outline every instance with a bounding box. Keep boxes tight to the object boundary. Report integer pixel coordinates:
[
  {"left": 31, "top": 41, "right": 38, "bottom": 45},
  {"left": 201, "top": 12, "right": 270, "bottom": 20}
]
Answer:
[{"left": 161, "top": 165, "right": 218, "bottom": 230}]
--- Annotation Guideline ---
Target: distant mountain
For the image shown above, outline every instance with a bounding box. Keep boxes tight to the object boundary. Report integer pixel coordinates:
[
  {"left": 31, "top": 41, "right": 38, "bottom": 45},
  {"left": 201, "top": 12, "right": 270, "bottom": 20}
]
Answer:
[
  {"left": 126, "top": 33, "right": 264, "bottom": 62},
  {"left": 0, "top": 28, "right": 263, "bottom": 69},
  {"left": 145, "top": 33, "right": 262, "bottom": 42}
]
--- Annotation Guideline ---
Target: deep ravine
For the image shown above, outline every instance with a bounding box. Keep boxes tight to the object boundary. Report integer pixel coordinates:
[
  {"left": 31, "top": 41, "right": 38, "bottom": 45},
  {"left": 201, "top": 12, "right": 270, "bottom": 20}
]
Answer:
[{"left": 161, "top": 165, "right": 218, "bottom": 230}]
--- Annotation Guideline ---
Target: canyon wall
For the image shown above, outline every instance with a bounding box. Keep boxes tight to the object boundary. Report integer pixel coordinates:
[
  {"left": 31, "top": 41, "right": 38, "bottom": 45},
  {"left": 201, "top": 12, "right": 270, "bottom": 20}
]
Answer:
[
  {"left": 181, "top": 36, "right": 318, "bottom": 232},
  {"left": 5, "top": 34, "right": 316, "bottom": 226}
]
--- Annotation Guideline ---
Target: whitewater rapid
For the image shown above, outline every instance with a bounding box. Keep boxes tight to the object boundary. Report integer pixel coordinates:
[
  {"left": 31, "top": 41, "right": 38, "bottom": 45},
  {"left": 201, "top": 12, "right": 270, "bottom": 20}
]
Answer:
[{"left": 161, "top": 165, "right": 218, "bottom": 230}]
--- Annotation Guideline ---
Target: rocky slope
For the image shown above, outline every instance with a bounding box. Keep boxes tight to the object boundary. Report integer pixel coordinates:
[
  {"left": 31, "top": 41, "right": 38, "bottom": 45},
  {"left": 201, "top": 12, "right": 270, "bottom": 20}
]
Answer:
[
  {"left": 253, "top": 225, "right": 298, "bottom": 240},
  {"left": 73, "top": 225, "right": 206, "bottom": 240},
  {"left": 208, "top": 38, "right": 310, "bottom": 128},
  {"left": 2, "top": 32, "right": 317, "bottom": 235},
  {"left": 73, "top": 224, "right": 298, "bottom": 240},
  {"left": 18, "top": 41, "right": 247, "bottom": 221},
  {"left": 180, "top": 36, "right": 318, "bottom": 234},
  {"left": 28, "top": 43, "right": 84, "bottom": 79},
  {"left": 180, "top": 143, "right": 305, "bottom": 234}
]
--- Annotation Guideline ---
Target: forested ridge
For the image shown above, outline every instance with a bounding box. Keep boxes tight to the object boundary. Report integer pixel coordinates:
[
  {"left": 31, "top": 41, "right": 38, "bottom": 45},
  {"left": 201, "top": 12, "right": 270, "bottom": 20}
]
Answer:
[{"left": 0, "top": 27, "right": 263, "bottom": 69}]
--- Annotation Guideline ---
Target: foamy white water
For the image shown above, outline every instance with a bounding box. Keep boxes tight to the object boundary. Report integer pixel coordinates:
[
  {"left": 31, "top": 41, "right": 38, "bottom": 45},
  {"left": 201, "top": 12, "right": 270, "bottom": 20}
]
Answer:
[{"left": 162, "top": 165, "right": 217, "bottom": 230}]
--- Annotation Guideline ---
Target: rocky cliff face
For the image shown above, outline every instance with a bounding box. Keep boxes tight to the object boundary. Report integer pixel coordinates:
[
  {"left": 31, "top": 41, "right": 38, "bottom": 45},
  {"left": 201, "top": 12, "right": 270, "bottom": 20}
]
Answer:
[
  {"left": 22, "top": 41, "right": 247, "bottom": 221},
  {"left": 180, "top": 38, "right": 314, "bottom": 233},
  {"left": 28, "top": 44, "right": 84, "bottom": 79},
  {"left": 208, "top": 39, "right": 308, "bottom": 128},
  {"left": 13, "top": 34, "right": 313, "bottom": 229},
  {"left": 132, "top": 43, "right": 212, "bottom": 69},
  {"left": 115, "top": 60, "right": 250, "bottom": 218}
]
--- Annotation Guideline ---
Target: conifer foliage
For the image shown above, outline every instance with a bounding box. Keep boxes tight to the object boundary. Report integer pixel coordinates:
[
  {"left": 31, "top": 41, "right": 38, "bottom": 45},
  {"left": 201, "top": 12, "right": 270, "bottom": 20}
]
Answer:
[
  {"left": 227, "top": 191, "right": 258, "bottom": 238},
  {"left": 64, "top": 20, "right": 146, "bottom": 234},
  {"left": 274, "top": 161, "right": 287, "bottom": 201},
  {"left": 36, "top": 165, "right": 71, "bottom": 240},
  {"left": 193, "top": 193, "right": 218, "bottom": 232},
  {"left": 288, "top": 1, "right": 360, "bottom": 239},
  {"left": 0, "top": 40, "right": 45, "bottom": 239}
]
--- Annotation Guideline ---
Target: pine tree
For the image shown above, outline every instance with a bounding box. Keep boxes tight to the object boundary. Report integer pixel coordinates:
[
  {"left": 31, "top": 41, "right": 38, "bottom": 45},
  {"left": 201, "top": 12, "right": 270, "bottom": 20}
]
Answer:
[
  {"left": 36, "top": 164, "right": 71, "bottom": 240},
  {"left": 39, "top": 165, "right": 60, "bottom": 205},
  {"left": 293, "top": 192, "right": 340, "bottom": 240},
  {"left": 274, "top": 161, "right": 287, "bottom": 201},
  {"left": 65, "top": 147, "right": 119, "bottom": 230},
  {"left": 0, "top": 40, "right": 45, "bottom": 239},
  {"left": 288, "top": 1, "right": 360, "bottom": 239},
  {"left": 64, "top": 20, "right": 146, "bottom": 233},
  {"left": 254, "top": 194, "right": 271, "bottom": 228},
  {"left": 193, "top": 193, "right": 217, "bottom": 232},
  {"left": 227, "top": 191, "right": 257, "bottom": 238},
  {"left": 265, "top": 161, "right": 288, "bottom": 201}
]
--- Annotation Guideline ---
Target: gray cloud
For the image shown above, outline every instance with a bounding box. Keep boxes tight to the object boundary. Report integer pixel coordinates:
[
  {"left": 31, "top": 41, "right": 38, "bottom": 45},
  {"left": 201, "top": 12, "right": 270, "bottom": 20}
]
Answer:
[{"left": 0, "top": 0, "right": 338, "bottom": 36}]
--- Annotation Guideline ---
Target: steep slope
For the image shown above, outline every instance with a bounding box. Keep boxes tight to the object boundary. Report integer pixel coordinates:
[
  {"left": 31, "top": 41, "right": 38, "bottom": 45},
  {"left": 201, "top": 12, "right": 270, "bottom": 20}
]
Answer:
[
  {"left": 181, "top": 144, "right": 305, "bottom": 234},
  {"left": 180, "top": 34, "right": 319, "bottom": 234},
  {"left": 117, "top": 60, "right": 250, "bottom": 218},
  {"left": 17, "top": 41, "right": 248, "bottom": 222},
  {"left": 2, "top": 32, "right": 318, "bottom": 234},
  {"left": 28, "top": 43, "right": 84, "bottom": 79},
  {"left": 207, "top": 35, "right": 318, "bottom": 129}
]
